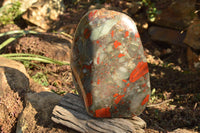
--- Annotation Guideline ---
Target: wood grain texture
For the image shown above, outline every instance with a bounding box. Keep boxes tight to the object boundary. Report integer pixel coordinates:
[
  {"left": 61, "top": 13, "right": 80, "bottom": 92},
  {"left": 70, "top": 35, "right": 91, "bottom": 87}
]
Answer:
[{"left": 52, "top": 93, "right": 146, "bottom": 133}]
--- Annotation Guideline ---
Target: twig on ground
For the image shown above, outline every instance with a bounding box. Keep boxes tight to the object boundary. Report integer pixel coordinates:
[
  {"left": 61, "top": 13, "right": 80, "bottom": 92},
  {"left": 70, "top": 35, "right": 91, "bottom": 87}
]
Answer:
[{"left": 147, "top": 99, "right": 174, "bottom": 107}]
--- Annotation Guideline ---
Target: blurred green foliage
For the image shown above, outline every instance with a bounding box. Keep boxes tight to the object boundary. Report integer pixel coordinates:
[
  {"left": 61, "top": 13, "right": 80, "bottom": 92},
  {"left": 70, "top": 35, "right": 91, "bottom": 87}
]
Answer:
[
  {"left": 32, "top": 72, "right": 49, "bottom": 86},
  {"left": 0, "top": 1, "right": 22, "bottom": 26},
  {"left": 141, "top": 0, "right": 161, "bottom": 22}
]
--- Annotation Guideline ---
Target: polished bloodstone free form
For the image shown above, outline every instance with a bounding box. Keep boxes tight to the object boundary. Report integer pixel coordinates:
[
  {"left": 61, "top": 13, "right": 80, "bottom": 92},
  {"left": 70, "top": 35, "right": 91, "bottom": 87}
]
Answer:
[{"left": 71, "top": 9, "right": 151, "bottom": 118}]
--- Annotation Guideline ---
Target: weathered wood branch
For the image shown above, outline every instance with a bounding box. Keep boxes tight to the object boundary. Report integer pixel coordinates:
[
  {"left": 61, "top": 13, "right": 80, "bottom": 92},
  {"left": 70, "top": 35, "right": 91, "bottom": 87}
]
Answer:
[{"left": 52, "top": 93, "right": 146, "bottom": 133}]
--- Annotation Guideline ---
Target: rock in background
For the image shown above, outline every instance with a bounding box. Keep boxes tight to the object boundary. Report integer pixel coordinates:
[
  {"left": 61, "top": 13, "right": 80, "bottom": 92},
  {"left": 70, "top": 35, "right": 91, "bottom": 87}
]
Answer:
[
  {"left": 16, "top": 92, "right": 66, "bottom": 133},
  {"left": 0, "top": 57, "right": 68, "bottom": 132},
  {"left": 2, "top": 0, "right": 38, "bottom": 13},
  {"left": 183, "top": 17, "right": 200, "bottom": 70},
  {"left": 4, "top": 32, "right": 71, "bottom": 62},
  {"left": 22, "top": 0, "right": 65, "bottom": 30},
  {"left": 148, "top": 26, "right": 186, "bottom": 46},
  {"left": 0, "top": 57, "right": 29, "bottom": 132},
  {"left": 146, "top": 0, "right": 200, "bottom": 70},
  {"left": 2, "top": 0, "right": 65, "bottom": 31},
  {"left": 184, "top": 17, "right": 200, "bottom": 50},
  {"left": 151, "top": 0, "right": 196, "bottom": 30}
]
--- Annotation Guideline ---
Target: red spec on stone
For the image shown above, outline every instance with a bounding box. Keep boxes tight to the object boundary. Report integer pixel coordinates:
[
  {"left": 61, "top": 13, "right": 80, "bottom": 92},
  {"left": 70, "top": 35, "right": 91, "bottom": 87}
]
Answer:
[{"left": 71, "top": 9, "right": 151, "bottom": 118}]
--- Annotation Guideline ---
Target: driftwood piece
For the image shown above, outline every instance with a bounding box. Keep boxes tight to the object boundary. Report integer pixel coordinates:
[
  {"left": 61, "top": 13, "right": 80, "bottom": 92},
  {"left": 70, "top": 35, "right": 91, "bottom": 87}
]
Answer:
[{"left": 51, "top": 93, "right": 146, "bottom": 133}]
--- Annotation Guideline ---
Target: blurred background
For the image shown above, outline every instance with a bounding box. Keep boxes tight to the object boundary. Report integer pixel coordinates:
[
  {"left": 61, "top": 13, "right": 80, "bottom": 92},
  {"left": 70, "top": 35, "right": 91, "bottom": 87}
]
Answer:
[{"left": 0, "top": 0, "right": 199, "bottom": 132}]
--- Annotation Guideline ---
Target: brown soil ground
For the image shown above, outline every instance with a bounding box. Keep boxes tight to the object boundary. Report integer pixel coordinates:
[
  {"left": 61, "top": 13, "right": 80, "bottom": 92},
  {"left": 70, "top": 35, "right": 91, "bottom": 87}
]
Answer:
[{"left": 0, "top": 1, "right": 199, "bottom": 133}]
